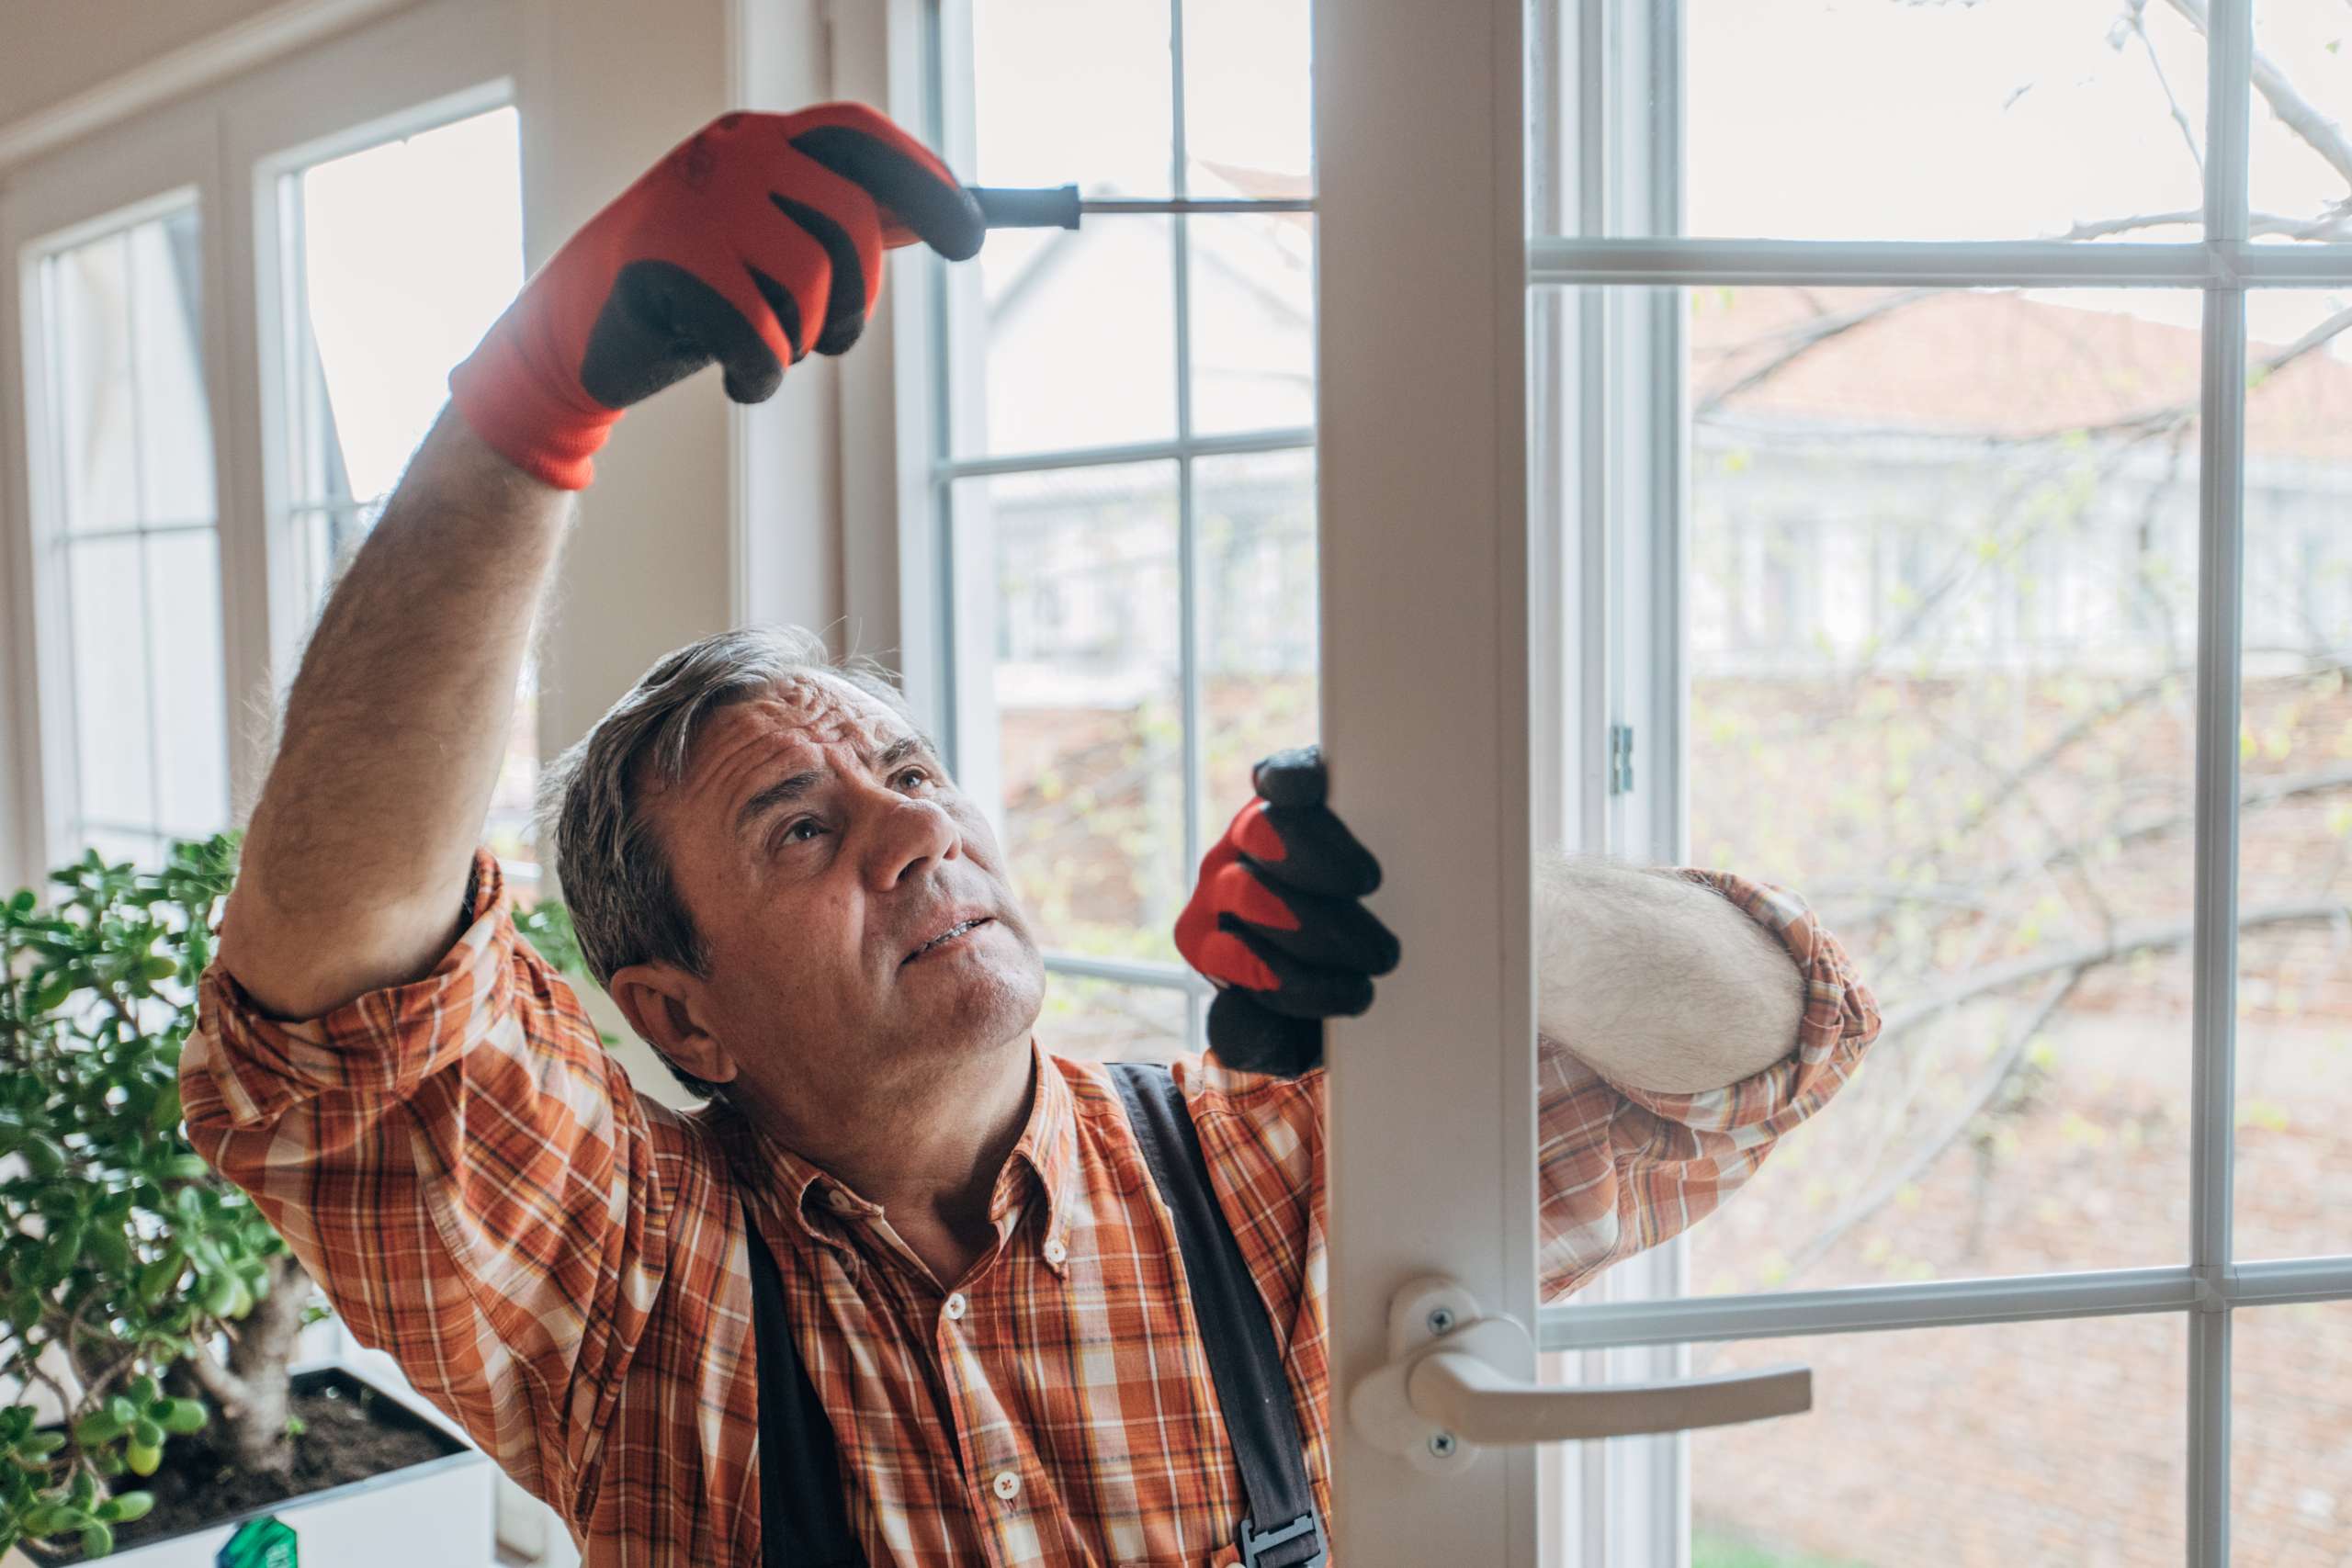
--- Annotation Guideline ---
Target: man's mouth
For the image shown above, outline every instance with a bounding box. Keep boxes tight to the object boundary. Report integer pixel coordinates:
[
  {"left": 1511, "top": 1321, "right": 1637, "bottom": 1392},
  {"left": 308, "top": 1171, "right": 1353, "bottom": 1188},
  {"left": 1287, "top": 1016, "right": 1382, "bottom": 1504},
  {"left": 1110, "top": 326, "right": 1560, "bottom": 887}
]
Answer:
[{"left": 903, "top": 916, "right": 992, "bottom": 966}]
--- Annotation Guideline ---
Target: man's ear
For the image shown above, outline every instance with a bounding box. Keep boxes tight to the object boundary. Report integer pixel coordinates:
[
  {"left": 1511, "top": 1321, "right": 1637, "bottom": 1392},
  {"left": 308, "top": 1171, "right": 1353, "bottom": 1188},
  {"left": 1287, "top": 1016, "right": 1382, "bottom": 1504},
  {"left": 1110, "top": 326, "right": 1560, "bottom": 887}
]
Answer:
[{"left": 607, "top": 961, "right": 740, "bottom": 1086}]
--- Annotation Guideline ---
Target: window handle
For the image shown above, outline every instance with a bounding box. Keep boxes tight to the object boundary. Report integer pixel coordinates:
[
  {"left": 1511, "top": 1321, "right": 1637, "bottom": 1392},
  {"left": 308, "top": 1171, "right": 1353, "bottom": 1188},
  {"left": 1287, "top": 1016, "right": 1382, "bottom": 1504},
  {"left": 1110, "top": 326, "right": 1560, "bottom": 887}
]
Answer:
[{"left": 1349, "top": 1276, "right": 1811, "bottom": 1471}]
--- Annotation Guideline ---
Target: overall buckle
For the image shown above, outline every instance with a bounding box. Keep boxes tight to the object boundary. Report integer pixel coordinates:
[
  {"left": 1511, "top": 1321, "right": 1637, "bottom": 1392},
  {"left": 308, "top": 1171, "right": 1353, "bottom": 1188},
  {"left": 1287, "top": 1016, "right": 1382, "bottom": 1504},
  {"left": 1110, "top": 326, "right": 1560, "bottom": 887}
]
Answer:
[{"left": 1238, "top": 1509, "right": 1327, "bottom": 1568}]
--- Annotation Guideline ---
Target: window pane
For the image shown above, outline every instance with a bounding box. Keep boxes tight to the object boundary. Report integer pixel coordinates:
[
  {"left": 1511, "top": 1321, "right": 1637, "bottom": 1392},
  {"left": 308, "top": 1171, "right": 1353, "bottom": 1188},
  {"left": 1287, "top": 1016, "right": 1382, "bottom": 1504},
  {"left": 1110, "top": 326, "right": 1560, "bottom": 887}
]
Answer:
[
  {"left": 128, "top": 210, "right": 213, "bottom": 522},
  {"left": 2233, "top": 288, "right": 2352, "bottom": 1263},
  {"left": 290, "top": 107, "right": 523, "bottom": 513},
  {"left": 1035, "top": 976, "right": 1190, "bottom": 1063},
  {"left": 1182, "top": 0, "right": 1310, "bottom": 187},
  {"left": 1657, "top": 284, "right": 2206, "bottom": 1295},
  {"left": 950, "top": 218, "right": 1177, "bottom": 457},
  {"left": 67, "top": 536, "right": 157, "bottom": 832},
  {"left": 971, "top": 0, "right": 1172, "bottom": 197},
  {"left": 967, "top": 463, "right": 1186, "bottom": 963},
  {"left": 1197, "top": 448, "right": 1317, "bottom": 843},
  {"left": 2235, "top": 1301, "right": 2352, "bottom": 1559},
  {"left": 1189, "top": 214, "right": 1315, "bottom": 436},
  {"left": 2250, "top": 2, "right": 2352, "bottom": 243},
  {"left": 1680, "top": 0, "right": 2208, "bottom": 242},
  {"left": 143, "top": 530, "right": 229, "bottom": 840},
  {"left": 51, "top": 232, "right": 140, "bottom": 534},
  {"left": 1682, "top": 1314, "right": 2186, "bottom": 1563}
]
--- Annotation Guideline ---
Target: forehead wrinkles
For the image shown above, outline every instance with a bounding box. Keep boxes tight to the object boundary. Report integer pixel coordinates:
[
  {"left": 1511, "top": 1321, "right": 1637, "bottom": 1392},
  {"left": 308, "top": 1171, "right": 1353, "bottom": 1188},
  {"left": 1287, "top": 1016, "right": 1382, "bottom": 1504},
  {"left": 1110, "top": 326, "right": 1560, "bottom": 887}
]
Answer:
[{"left": 745, "top": 673, "right": 898, "bottom": 750}]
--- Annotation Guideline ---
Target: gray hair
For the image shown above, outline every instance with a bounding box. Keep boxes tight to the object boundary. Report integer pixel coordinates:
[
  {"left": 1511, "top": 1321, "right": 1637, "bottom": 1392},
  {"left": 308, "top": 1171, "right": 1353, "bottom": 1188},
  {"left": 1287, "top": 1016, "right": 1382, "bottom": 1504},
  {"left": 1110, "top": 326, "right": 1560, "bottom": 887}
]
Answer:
[{"left": 535, "top": 625, "right": 919, "bottom": 1100}]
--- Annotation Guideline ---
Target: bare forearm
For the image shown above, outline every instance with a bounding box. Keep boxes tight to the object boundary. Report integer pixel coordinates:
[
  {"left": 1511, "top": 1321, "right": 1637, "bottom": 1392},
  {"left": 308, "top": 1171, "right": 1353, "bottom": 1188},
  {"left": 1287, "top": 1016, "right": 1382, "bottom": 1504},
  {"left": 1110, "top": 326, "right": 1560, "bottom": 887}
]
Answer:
[
  {"left": 1534, "top": 850, "right": 1804, "bottom": 1094},
  {"left": 220, "top": 405, "right": 573, "bottom": 1018}
]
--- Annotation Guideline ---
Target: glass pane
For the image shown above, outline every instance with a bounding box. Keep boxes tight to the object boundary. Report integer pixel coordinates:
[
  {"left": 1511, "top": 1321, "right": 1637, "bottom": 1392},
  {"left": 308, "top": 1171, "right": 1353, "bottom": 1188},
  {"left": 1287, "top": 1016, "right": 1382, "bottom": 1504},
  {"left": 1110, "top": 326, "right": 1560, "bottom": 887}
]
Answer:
[
  {"left": 1182, "top": 0, "right": 1311, "bottom": 187},
  {"left": 1196, "top": 448, "right": 1317, "bottom": 844},
  {"left": 2250, "top": 2, "right": 2352, "bottom": 243},
  {"left": 966, "top": 463, "right": 1186, "bottom": 962},
  {"left": 2233, "top": 288, "right": 2352, "bottom": 1262},
  {"left": 1035, "top": 976, "right": 1190, "bottom": 1063},
  {"left": 1189, "top": 214, "right": 1315, "bottom": 436},
  {"left": 51, "top": 231, "right": 140, "bottom": 534},
  {"left": 950, "top": 218, "right": 1177, "bottom": 457},
  {"left": 1681, "top": 1314, "right": 2186, "bottom": 1563},
  {"left": 971, "top": 0, "right": 1172, "bottom": 197},
  {"left": 292, "top": 107, "right": 523, "bottom": 512},
  {"left": 1650, "top": 283, "right": 2204, "bottom": 1296},
  {"left": 67, "top": 536, "right": 156, "bottom": 831},
  {"left": 2235, "top": 1301, "right": 2352, "bottom": 1559},
  {"left": 127, "top": 211, "right": 214, "bottom": 522},
  {"left": 143, "top": 531, "right": 229, "bottom": 840},
  {"left": 1681, "top": 0, "right": 2208, "bottom": 242}
]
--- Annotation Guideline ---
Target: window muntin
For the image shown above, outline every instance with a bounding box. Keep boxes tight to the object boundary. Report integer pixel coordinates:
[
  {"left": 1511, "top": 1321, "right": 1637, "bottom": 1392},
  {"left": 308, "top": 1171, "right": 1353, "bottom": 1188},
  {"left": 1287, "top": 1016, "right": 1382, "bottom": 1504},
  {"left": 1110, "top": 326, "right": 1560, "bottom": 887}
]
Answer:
[
  {"left": 34, "top": 205, "right": 230, "bottom": 866},
  {"left": 272, "top": 105, "right": 537, "bottom": 872}
]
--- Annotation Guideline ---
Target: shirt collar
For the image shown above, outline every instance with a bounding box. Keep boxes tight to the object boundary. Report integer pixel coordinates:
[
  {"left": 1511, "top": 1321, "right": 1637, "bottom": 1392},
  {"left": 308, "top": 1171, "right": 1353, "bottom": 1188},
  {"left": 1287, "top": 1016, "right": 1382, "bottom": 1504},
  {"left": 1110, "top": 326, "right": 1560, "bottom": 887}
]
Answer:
[{"left": 719, "top": 1038, "right": 1080, "bottom": 1274}]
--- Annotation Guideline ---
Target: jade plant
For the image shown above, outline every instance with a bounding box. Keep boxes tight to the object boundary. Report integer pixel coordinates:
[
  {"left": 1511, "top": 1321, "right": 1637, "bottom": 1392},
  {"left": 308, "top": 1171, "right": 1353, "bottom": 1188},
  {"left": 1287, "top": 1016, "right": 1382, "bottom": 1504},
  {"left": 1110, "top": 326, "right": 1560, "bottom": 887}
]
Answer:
[{"left": 0, "top": 836, "right": 302, "bottom": 1558}]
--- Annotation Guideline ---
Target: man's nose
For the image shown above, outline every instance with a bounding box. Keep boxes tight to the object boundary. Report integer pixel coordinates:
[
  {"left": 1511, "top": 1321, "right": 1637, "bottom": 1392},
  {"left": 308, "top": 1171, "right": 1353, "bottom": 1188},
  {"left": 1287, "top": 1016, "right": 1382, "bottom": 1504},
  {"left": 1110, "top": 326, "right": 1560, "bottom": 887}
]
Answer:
[{"left": 864, "top": 791, "right": 961, "bottom": 889}]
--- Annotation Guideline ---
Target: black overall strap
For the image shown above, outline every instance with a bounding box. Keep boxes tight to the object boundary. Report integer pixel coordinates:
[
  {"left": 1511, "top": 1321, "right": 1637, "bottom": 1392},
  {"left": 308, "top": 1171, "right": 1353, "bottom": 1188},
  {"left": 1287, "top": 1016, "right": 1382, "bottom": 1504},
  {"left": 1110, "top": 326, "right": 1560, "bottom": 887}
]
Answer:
[
  {"left": 742, "top": 1200, "right": 865, "bottom": 1567},
  {"left": 1108, "top": 1062, "right": 1329, "bottom": 1568}
]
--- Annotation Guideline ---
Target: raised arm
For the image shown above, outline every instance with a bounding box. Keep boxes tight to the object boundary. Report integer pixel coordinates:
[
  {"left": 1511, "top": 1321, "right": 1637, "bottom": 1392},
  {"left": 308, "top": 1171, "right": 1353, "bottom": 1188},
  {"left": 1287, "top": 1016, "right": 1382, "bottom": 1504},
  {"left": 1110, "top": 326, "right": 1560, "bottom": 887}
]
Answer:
[{"left": 218, "top": 408, "right": 569, "bottom": 1020}]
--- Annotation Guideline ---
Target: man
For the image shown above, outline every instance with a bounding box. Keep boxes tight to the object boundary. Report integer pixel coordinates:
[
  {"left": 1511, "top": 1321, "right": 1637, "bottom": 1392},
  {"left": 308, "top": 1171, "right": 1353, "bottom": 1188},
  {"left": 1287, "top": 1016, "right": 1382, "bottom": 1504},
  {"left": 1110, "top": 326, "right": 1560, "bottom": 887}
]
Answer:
[{"left": 182, "top": 106, "right": 1883, "bottom": 1566}]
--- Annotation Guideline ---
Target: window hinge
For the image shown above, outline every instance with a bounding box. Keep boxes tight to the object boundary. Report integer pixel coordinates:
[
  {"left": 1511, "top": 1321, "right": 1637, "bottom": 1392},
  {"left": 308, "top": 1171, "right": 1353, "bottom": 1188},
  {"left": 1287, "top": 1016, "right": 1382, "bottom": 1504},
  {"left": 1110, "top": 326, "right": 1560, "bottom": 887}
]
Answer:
[{"left": 1608, "top": 724, "right": 1635, "bottom": 796}]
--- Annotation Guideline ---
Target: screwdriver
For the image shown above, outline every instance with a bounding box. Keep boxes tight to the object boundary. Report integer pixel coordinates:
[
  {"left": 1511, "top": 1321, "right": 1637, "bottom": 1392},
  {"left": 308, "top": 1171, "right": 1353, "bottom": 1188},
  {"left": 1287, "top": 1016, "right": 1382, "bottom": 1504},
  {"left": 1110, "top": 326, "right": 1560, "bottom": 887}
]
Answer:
[{"left": 966, "top": 185, "right": 1313, "bottom": 230}]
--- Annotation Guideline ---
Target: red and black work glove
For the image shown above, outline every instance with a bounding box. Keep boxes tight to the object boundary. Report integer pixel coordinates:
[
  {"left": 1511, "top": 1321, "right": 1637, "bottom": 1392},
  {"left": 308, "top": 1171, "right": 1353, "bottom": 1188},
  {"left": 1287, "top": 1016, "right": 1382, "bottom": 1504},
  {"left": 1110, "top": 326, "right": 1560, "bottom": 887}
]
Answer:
[
  {"left": 448, "top": 104, "right": 982, "bottom": 490},
  {"left": 1174, "top": 746, "right": 1402, "bottom": 1078}
]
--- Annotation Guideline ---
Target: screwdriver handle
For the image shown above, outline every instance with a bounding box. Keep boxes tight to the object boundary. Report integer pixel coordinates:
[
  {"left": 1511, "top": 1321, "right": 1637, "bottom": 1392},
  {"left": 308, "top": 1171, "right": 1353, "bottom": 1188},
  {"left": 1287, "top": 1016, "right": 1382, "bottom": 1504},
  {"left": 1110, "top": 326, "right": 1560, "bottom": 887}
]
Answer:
[{"left": 967, "top": 184, "right": 1083, "bottom": 231}]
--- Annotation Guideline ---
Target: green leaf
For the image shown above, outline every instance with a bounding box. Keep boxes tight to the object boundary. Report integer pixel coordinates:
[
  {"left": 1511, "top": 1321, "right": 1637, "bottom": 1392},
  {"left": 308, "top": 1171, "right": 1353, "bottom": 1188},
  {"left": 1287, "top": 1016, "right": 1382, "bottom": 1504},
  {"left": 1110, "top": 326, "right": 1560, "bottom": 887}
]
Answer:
[
  {"left": 13, "top": 1432, "right": 64, "bottom": 1461},
  {"left": 128, "top": 1419, "right": 163, "bottom": 1452},
  {"left": 79, "top": 1518, "right": 113, "bottom": 1557},
  {"left": 72, "top": 1411, "right": 123, "bottom": 1447},
  {"left": 156, "top": 1400, "right": 206, "bottom": 1435},
  {"left": 96, "top": 1490, "right": 152, "bottom": 1523},
  {"left": 125, "top": 1377, "right": 160, "bottom": 1410},
  {"left": 124, "top": 1440, "right": 160, "bottom": 1478}
]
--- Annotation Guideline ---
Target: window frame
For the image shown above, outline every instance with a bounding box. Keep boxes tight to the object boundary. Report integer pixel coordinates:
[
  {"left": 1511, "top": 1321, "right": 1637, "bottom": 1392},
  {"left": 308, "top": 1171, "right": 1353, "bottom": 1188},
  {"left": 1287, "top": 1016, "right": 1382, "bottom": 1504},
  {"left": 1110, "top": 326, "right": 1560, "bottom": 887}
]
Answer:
[
  {"left": 0, "top": 0, "right": 526, "bottom": 893},
  {"left": 2, "top": 103, "right": 235, "bottom": 888},
  {"left": 863, "top": 0, "right": 1320, "bottom": 1051}
]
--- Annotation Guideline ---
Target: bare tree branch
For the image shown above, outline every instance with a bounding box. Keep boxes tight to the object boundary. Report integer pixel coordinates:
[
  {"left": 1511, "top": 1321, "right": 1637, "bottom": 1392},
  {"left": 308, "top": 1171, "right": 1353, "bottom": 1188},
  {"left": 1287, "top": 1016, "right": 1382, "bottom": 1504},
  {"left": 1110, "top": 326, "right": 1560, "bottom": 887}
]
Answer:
[{"left": 2161, "top": 0, "right": 2352, "bottom": 192}]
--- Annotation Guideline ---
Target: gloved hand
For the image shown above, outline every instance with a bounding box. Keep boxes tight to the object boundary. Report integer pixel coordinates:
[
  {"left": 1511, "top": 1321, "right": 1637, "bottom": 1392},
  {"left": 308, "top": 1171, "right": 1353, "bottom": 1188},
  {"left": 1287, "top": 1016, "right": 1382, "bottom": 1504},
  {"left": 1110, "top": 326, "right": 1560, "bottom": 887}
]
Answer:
[
  {"left": 1173, "top": 746, "right": 1402, "bottom": 1077},
  {"left": 448, "top": 104, "right": 982, "bottom": 490}
]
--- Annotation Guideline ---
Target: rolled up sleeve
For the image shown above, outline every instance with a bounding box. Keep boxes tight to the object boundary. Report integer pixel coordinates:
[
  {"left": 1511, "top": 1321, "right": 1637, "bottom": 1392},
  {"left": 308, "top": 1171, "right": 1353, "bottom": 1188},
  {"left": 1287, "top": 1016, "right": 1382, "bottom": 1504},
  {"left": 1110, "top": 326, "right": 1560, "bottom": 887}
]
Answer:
[
  {"left": 180, "top": 847, "right": 674, "bottom": 1523},
  {"left": 1536, "top": 866, "right": 1883, "bottom": 1301}
]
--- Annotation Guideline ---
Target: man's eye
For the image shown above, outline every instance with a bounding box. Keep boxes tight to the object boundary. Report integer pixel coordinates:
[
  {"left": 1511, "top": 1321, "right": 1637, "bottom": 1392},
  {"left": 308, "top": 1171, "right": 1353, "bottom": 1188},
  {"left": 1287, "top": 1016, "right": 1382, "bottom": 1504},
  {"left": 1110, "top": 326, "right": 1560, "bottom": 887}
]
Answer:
[
  {"left": 895, "top": 767, "right": 934, "bottom": 793},
  {"left": 781, "top": 818, "right": 826, "bottom": 844}
]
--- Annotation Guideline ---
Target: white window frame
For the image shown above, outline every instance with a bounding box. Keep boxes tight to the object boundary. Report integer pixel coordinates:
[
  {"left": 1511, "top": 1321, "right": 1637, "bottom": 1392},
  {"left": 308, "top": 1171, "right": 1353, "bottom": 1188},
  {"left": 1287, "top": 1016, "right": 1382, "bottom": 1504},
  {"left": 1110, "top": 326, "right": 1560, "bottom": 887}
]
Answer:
[
  {"left": 0, "top": 0, "right": 525, "bottom": 895},
  {"left": 2, "top": 108, "right": 236, "bottom": 886}
]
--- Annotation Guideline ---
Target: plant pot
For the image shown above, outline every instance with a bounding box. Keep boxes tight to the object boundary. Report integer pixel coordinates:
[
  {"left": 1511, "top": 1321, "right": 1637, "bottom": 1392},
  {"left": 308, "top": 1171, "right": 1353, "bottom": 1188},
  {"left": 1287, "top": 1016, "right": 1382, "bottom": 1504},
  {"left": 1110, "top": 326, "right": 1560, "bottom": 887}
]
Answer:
[{"left": 5, "top": 1367, "right": 495, "bottom": 1568}]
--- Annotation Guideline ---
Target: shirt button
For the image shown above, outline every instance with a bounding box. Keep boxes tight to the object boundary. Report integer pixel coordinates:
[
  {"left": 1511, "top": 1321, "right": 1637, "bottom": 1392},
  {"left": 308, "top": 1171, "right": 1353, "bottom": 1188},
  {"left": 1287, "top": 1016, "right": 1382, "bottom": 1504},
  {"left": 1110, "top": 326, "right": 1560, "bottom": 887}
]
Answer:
[
  {"left": 991, "top": 1470, "right": 1021, "bottom": 1501},
  {"left": 944, "top": 1292, "right": 967, "bottom": 1321},
  {"left": 1042, "top": 1237, "right": 1068, "bottom": 1266},
  {"left": 827, "top": 1189, "right": 859, "bottom": 1212}
]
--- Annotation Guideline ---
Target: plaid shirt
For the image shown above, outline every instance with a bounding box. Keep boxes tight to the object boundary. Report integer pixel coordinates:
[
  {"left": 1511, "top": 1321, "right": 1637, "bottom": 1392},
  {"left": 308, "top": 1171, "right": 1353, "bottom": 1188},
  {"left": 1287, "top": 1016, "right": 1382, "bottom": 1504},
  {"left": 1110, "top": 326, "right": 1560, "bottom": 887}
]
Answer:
[{"left": 181, "top": 848, "right": 1880, "bottom": 1567}]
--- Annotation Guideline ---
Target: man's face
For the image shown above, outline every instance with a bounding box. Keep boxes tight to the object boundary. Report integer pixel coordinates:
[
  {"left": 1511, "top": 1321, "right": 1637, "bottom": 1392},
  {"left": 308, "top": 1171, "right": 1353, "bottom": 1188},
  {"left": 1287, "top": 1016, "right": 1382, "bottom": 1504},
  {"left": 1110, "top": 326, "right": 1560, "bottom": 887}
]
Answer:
[{"left": 635, "top": 671, "right": 1046, "bottom": 1108}]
